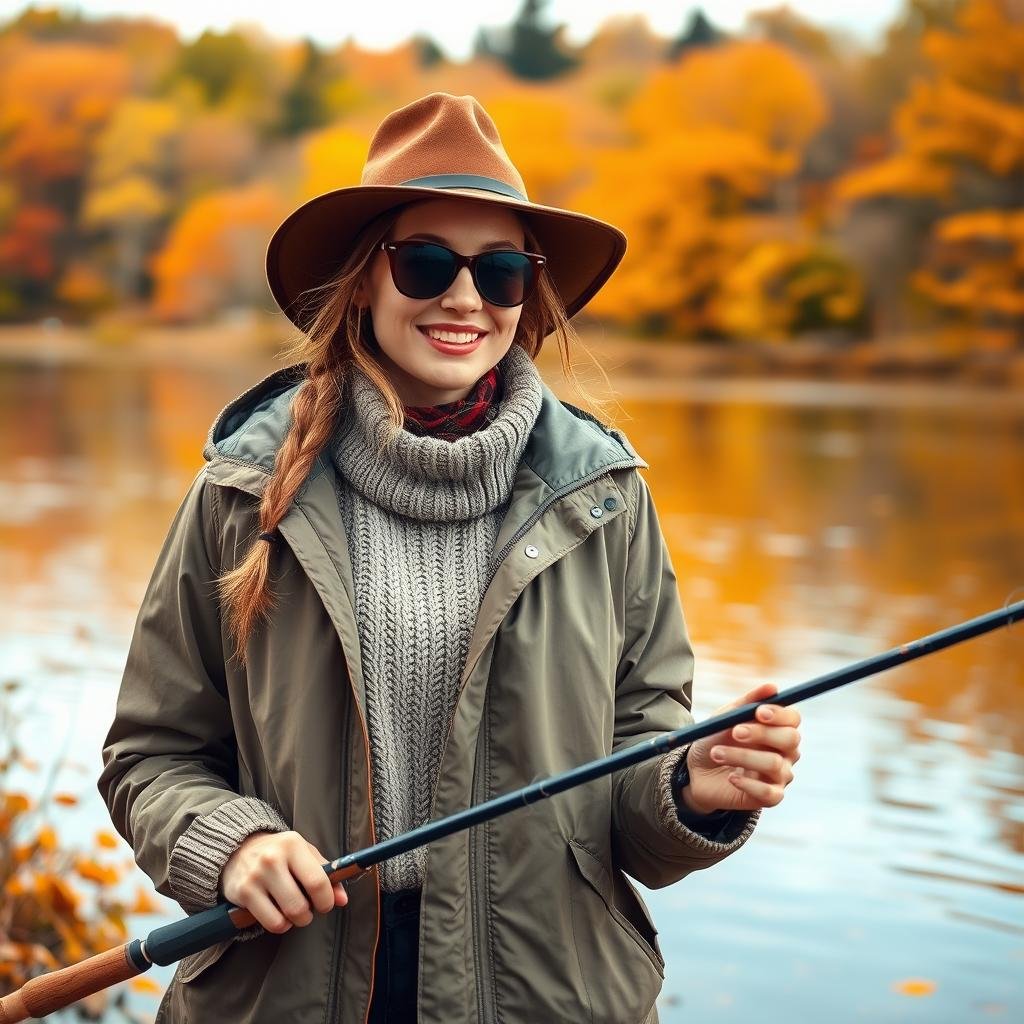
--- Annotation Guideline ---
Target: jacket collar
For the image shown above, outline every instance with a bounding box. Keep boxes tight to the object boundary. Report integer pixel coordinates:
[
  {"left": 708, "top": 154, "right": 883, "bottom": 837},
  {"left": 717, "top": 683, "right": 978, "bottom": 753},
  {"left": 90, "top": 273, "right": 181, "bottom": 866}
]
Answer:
[{"left": 202, "top": 361, "right": 647, "bottom": 497}]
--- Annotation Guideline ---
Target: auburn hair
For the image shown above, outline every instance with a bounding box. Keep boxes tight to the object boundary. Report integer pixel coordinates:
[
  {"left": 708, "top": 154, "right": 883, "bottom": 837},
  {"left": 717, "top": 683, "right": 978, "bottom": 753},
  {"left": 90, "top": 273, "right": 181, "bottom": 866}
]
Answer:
[{"left": 218, "top": 201, "right": 619, "bottom": 664}]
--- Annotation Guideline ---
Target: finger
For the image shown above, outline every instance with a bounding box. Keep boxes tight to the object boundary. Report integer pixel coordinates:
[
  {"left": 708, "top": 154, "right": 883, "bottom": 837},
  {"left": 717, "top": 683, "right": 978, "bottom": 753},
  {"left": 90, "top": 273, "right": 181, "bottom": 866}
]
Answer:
[
  {"left": 731, "top": 723, "right": 801, "bottom": 753},
  {"left": 729, "top": 773, "right": 785, "bottom": 807},
  {"left": 303, "top": 845, "right": 347, "bottom": 914},
  {"left": 711, "top": 745, "right": 787, "bottom": 779},
  {"left": 267, "top": 871, "right": 316, "bottom": 928},
  {"left": 731, "top": 682, "right": 779, "bottom": 708},
  {"left": 244, "top": 889, "right": 294, "bottom": 934},
  {"left": 753, "top": 704, "right": 800, "bottom": 727},
  {"left": 294, "top": 861, "right": 340, "bottom": 916}
]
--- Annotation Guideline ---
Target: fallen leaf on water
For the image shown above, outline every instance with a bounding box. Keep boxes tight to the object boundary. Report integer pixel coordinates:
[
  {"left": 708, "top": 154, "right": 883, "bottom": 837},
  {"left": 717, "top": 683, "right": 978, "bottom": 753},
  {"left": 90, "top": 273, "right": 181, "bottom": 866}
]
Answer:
[{"left": 893, "top": 978, "right": 937, "bottom": 997}]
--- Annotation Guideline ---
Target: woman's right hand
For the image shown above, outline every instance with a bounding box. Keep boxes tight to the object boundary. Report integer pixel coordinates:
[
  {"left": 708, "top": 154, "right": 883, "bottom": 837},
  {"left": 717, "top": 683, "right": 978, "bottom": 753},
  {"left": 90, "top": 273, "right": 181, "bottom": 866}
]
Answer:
[{"left": 220, "top": 830, "right": 349, "bottom": 933}]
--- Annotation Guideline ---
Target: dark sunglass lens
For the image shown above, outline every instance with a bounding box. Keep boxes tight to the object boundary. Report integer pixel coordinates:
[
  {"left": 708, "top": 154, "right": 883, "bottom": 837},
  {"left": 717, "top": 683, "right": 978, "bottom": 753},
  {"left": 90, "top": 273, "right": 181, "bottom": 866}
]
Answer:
[
  {"left": 476, "top": 251, "right": 533, "bottom": 306},
  {"left": 392, "top": 243, "right": 456, "bottom": 299}
]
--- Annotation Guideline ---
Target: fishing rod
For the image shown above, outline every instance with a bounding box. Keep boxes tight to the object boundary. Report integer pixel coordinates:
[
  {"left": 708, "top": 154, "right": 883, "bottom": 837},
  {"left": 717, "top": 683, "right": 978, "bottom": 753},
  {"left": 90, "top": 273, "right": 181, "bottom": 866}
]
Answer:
[{"left": 1, "top": 599, "right": 1021, "bottom": 1023}]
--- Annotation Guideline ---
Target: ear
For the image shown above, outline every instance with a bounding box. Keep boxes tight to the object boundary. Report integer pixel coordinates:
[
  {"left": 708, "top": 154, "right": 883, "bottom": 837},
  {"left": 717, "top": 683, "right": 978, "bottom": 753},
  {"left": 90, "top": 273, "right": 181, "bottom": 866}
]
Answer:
[{"left": 353, "top": 277, "right": 368, "bottom": 310}]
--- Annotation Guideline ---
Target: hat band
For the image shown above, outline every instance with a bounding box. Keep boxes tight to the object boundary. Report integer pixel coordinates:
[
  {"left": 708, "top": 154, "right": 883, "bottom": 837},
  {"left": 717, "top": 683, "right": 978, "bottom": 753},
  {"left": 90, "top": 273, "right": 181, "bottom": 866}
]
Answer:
[{"left": 399, "top": 174, "right": 526, "bottom": 201}]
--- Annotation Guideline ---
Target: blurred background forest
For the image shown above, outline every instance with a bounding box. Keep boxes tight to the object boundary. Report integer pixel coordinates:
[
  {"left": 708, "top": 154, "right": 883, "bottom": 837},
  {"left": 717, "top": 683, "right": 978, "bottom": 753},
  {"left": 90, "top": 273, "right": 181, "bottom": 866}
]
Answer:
[{"left": 0, "top": 0, "right": 1022, "bottom": 369}]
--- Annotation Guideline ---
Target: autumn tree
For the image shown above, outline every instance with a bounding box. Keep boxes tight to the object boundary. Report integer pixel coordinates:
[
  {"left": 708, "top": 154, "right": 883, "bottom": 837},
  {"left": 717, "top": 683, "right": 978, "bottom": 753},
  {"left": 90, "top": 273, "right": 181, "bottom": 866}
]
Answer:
[
  {"left": 837, "top": 0, "right": 1024, "bottom": 343},
  {"left": 0, "top": 39, "right": 130, "bottom": 317},
  {"left": 573, "top": 41, "right": 863, "bottom": 339},
  {"left": 149, "top": 184, "right": 289, "bottom": 322},
  {"left": 80, "top": 98, "right": 182, "bottom": 301}
]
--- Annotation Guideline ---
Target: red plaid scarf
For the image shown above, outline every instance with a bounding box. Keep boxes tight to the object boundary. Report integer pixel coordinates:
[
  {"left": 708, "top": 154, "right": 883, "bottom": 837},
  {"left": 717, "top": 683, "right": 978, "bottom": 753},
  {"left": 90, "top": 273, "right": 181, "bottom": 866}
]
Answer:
[{"left": 403, "top": 366, "right": 502, "bottom": 442}]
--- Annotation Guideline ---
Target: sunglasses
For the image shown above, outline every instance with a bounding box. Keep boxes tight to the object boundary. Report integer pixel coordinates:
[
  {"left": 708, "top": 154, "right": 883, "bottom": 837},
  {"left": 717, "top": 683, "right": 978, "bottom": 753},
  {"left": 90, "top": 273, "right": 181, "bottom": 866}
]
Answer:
[{"left": 381, "top": 240, "right": 547, "bottom": 308}]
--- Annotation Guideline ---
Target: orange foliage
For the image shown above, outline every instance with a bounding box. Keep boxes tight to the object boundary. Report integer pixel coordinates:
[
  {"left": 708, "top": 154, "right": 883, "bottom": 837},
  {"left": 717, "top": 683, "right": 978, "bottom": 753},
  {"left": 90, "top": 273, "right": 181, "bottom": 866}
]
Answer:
[
  {"left": 837, "top": 0, "right": 1024, "bottom": 331},
  {"left": 1, "top": 683, "right": 166, "bottom": 1003},
  {"left": 0, "top": 41, "right": 131, "bottom": 185},
  {"left": 150, "top": 183, "right": 291, "bottom": 321},
  {"left": 0, "top": 204, "right": 65, "bottom": 282},
  {"left": 571, "top": 40, "right": 842, "bottom": 337}
]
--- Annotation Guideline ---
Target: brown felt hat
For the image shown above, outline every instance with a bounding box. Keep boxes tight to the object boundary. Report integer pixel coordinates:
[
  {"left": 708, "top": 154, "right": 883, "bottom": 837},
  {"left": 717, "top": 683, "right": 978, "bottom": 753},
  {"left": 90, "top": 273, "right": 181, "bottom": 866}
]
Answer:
[{"left": 265, "top": 92, "right": 626, "bottom": 333}]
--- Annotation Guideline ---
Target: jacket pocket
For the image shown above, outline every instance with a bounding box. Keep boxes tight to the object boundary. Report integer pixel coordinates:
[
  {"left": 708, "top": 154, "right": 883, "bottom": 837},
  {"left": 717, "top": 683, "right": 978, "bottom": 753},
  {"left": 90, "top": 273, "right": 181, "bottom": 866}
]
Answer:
[
  {"left": 567, "top": 839, "right": 664, "bottom": 1024},
  {"left": 568, "top": 839, "right": 665, "bottom": 976}
]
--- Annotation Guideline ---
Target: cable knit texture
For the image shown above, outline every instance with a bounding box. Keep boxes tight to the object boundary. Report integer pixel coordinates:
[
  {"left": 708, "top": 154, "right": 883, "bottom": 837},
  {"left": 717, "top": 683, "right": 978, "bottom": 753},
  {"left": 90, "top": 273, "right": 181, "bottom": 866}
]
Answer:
[{"left": 331, "top": 342, "right": 543, "bottom": 890}]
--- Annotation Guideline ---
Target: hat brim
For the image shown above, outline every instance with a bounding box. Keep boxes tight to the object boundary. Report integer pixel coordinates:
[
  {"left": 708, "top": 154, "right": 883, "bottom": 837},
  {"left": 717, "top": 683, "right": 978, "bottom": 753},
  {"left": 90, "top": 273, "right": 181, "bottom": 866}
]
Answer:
[{"left": 265, "top": 185, "right": 626, "bottom": 335}]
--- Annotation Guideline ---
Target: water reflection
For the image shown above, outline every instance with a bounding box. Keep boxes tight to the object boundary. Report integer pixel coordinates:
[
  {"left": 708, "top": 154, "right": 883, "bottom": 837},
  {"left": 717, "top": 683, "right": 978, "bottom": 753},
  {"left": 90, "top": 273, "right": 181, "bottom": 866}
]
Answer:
[{"left": 1, "top": 356, "right": 1022, "bottom": 1021}]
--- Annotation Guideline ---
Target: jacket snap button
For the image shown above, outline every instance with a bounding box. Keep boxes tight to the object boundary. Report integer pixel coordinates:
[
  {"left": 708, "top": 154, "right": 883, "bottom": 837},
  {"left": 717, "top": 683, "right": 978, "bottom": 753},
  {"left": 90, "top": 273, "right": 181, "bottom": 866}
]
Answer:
[
  {"left": 524, "top": 544, "right": 539, "bottom": 558},
  {"left": 590, "top": 506, "right": 604, "bottom": 518},
  {"left": 603, "top": 497, "right": 617, "bottom": 511}
]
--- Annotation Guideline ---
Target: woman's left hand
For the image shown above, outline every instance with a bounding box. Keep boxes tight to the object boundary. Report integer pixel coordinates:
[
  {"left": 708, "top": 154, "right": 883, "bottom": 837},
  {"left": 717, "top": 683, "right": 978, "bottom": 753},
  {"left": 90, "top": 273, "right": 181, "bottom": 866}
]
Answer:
[{"left": 681, "top": 682, "right": 801, "bottom": 815}]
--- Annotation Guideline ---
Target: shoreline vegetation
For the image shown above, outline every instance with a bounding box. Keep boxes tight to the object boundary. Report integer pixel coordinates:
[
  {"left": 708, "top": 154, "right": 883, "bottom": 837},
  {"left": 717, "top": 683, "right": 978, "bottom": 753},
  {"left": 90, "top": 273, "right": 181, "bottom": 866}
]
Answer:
[{"left": 3, "top": 318, "right": 1023, "bottom": 397}]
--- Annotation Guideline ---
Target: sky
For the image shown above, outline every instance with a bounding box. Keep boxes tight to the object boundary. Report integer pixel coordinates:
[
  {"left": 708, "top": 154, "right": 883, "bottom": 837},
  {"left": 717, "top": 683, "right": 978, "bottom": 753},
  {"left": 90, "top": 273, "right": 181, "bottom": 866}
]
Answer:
[{"left": 1, "top": 1, "right": 905, "bottom": 56}]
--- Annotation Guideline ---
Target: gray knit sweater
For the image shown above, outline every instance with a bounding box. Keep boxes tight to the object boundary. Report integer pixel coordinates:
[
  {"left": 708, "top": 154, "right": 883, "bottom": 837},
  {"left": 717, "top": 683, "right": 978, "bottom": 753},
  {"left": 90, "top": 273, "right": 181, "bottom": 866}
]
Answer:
[{"left": 329, "top": 342, "right": 543, "bottom": 890}]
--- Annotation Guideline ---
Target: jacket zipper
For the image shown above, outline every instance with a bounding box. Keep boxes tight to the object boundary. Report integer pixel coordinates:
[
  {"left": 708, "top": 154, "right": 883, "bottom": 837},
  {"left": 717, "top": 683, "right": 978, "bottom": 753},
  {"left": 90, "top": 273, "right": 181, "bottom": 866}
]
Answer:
[
  {"left": 325, "top": 695, "right": 351, "bottom": 1024},
  {"left": 466, "top": 459, "right": 641, "bottom": 1023},
  {"left": 470, "top": 709, "right": 492, "bottom": 1022}
]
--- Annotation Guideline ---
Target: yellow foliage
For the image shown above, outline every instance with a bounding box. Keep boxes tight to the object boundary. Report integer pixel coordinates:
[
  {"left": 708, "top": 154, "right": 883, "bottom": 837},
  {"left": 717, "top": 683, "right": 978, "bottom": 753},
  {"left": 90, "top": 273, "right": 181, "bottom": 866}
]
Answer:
[
  {"left": 834, "top": 154, "right": 952, "bottom": 204},
  {"left": 715, "top": 240, "right": 865, "bottom": 339},
  {"left": 300, "top": 125, "right": 372, "bottom": 200},
  {"left": 571, "top": 40, "right": 832, "bottom": 337},
  {"left": 484, "top": 92, "right": 582, "bottom": 204},
  {"left": 89, "top": 97, "right": 182, "bottom": 183},
  {"left": 80, "top": 174, "right": 169, "bottom": 227},
  {"left": 627, "top": 41, "right": 828, "bottom": 160}
]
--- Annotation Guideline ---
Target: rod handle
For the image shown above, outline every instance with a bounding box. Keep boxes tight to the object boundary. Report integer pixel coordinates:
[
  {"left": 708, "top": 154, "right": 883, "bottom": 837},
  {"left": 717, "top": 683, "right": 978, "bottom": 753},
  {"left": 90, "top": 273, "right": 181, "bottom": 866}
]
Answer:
[
  {"left": 144, "top": 862, "right": 365, "bottom": 965},
  {"left": 0, "top": 943, "right": 147, "bottom": 1024}
]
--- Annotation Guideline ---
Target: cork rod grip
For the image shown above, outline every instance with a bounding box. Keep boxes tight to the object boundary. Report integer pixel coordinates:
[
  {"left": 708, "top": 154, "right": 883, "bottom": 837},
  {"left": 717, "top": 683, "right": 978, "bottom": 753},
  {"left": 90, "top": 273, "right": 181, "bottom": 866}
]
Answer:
[{"left": 0, "top": 943, "right": 144, "bottom": 1023}]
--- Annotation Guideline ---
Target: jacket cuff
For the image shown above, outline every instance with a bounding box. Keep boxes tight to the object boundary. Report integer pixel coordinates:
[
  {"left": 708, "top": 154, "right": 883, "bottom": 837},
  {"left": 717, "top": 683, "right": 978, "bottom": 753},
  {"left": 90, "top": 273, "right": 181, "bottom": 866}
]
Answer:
[
  {"left": 168, "top": 796, "right": 291, "bottom": 939},
  {"left": 656, "top": 747, "right": 760, "bottom": 852}
]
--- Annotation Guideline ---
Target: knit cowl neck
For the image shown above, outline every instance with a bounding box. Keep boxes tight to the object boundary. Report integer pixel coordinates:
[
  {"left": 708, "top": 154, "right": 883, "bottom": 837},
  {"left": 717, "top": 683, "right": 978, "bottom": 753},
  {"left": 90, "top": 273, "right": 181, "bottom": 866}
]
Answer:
[{"left": 330, "top": 342, "right": 544, "bottom": 523}]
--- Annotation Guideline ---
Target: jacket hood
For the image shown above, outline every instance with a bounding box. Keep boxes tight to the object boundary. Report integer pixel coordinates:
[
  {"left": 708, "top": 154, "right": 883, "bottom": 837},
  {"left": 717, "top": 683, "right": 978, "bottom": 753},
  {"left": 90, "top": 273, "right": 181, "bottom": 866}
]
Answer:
[{"left": 202, "top": 361, "right": 647, "bottom": 492}]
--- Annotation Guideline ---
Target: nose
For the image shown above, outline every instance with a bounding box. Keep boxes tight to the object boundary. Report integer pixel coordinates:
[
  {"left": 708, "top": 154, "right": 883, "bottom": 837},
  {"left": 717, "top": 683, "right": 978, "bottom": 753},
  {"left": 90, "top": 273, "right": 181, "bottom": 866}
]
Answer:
[{"left": 441, "top": 265, "right": 483, "bottom": 313}]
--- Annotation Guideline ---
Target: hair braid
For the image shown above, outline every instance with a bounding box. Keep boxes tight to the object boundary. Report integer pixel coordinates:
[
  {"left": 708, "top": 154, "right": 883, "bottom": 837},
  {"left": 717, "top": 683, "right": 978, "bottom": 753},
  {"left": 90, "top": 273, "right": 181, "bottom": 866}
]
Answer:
[{"left": 218, "top": 359, "right": 344, "bottom": 662}]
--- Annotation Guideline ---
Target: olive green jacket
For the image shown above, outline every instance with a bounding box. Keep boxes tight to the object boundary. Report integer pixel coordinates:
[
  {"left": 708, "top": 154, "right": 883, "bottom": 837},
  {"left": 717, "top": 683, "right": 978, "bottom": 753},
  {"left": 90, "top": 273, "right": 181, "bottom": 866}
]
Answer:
[{"left": 98, "top": 363, "right": 758, "bottom": 1024}]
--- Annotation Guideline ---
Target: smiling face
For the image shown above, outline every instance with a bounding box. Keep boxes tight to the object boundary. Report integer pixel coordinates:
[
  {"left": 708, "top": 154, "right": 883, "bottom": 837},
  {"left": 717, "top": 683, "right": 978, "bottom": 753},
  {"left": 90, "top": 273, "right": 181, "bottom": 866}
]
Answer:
[{"left": 354, "top": 197, "right": 528, "bottom": 407}]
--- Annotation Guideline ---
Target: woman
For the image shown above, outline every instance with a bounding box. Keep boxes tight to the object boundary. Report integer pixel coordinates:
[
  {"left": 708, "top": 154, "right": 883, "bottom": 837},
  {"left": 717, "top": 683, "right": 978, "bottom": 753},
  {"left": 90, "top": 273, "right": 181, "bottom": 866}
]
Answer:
[{"left": 98, "top": 93, "right": 800, "bottom": 1024}]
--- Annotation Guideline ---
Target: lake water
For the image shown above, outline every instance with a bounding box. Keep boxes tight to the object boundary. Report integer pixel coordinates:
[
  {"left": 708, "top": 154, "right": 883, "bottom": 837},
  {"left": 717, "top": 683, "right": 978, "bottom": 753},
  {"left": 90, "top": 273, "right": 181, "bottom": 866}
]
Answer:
[{"left": 1, "top": 354, "right": 1022, "bottom": 1022}]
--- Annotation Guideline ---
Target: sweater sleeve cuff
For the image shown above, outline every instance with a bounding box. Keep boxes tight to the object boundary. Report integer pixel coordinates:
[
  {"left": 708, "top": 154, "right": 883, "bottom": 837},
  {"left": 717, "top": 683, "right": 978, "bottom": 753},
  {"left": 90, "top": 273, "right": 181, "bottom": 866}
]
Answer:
[
  {"left": 656, "top": 747, "right": 759, "bottom": 852},
  {"left": 168, "top": 795, "right": 291, "bottom": 939}
]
